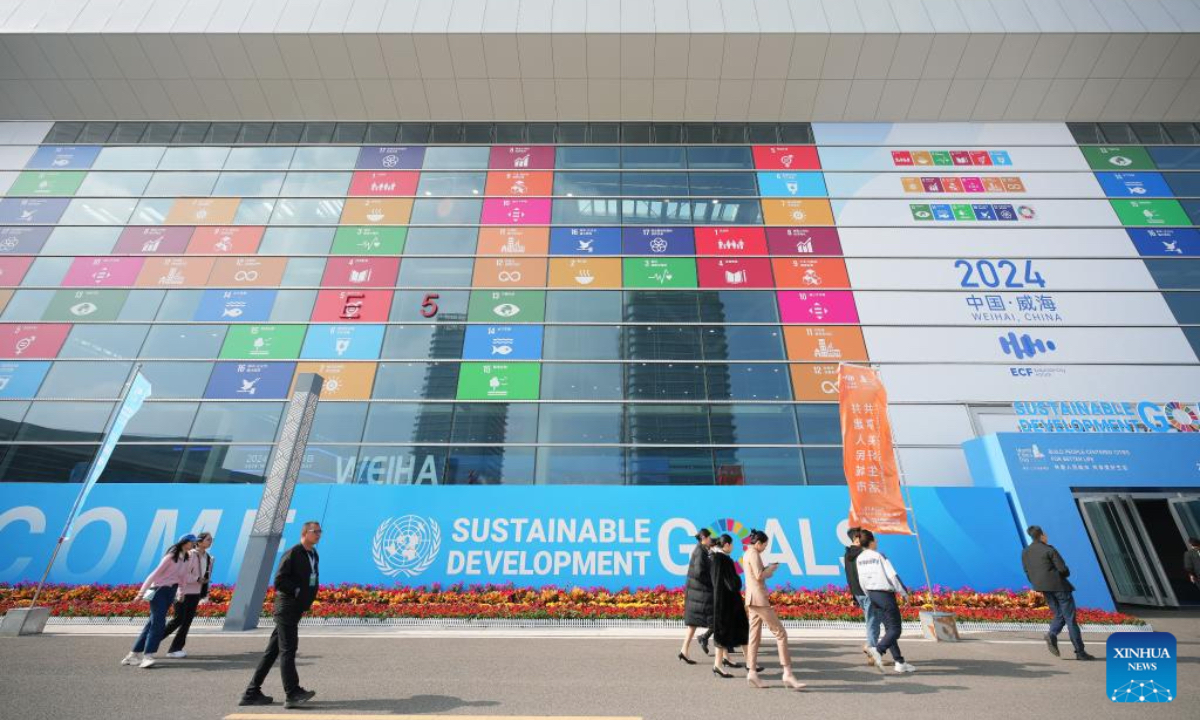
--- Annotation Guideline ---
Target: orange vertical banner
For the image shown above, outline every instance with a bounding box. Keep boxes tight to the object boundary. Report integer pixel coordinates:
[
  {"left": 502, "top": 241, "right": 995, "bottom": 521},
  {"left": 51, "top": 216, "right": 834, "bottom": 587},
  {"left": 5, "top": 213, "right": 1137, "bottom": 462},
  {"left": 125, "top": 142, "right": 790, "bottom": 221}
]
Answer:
[{"left": 838, "top": 363, "right": 912, "bottom": 535}]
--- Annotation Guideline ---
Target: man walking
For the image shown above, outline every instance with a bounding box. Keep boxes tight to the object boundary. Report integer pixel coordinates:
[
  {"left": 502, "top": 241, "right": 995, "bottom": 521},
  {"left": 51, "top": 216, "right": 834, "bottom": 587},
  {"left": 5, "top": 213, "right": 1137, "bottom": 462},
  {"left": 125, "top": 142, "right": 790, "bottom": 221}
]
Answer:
[
  {"left": 240, "top": 521, "right": 323, "bottom": 708},
  {"left": 1021, "top": 525, "right": 1095, "bottom": 661},
  {"left": 1184, "top": 537, "right": 1200, "bottom": 591}
]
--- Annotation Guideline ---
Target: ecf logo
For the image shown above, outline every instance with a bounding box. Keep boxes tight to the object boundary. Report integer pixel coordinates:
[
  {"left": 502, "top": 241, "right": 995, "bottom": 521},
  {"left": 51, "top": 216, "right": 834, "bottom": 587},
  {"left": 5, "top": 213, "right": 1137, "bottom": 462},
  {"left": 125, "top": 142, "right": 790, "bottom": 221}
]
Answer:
[{"left": 1107, "top": 632, "right": 1176, "bottom": 703}]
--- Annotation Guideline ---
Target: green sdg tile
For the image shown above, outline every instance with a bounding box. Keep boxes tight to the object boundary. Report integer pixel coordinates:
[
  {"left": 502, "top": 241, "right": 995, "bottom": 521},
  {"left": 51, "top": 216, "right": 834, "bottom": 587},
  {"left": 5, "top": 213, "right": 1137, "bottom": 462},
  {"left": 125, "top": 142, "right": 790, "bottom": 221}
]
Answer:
[
  {"left": 909, "top": 204, "right": 933, "bottom": 221},
  {"left": 467, "top": 290, "right": 546, "bottom": 322},
  {"left": 621, "top": 258, "right": 698, "bottom": 289},
  {"left": 331, "top": 226, "right": 406, "bottom": 255},
  {"left": 1081, "top": 146, "right": 1156, "bottom": 171},
  {"left": 930, "top": 151, "right": 953, "bottom": 166},
  {"left": 456, "top": 362, "right": 541, "bottom": 401},
  {"left": 42, "top": 289, "right": 129, "bottom": 321},
  {"left": 1110, "top": 199, "right": 1192, "bottom": 227},
  {"left": 9, "top": 171, "right": 86, "bottom": 196},
  {"left": 219, "top": 325, "right": 306, "bottom": 360},
  {"left": 952, "top": 204, "right": 976, "bottom": 221}
]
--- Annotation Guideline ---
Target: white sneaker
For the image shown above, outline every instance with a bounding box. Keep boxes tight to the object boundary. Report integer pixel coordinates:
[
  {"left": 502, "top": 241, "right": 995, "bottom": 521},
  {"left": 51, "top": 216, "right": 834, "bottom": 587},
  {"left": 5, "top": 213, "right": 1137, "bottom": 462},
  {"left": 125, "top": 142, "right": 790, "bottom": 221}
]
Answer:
[
  {"left": 139, "top": 654, "right": 157, "bottom": 668},
  {"left": 121, "top": 652, "right": 141, "bottom": 666},
  {"left": 165, "top": 650, "right": 187, "bottom": 659},
  {"left": 894, "top": 662, "right": 917, "bottom": 674},
  {"left": 867, "top": 647, "right": 885, "bottom": 673}
]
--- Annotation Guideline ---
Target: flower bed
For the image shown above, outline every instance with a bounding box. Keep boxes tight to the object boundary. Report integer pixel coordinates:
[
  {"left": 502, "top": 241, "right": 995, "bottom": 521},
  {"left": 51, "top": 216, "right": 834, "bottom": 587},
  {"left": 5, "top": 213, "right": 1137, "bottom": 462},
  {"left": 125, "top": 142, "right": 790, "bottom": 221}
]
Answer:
[{"left": 0, "top": 583, "right": 1144, "bottom": 625}]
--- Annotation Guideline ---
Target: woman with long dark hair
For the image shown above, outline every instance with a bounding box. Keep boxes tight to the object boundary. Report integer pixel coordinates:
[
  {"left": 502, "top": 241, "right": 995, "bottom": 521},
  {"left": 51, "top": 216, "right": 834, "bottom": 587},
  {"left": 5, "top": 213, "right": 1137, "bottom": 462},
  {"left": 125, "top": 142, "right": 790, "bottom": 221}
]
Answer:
[
  {"left": 122, "top": 534, "right": 196, "bottom": 669},
  {"left": 708, "top": 534, "right": 750, "bottom": 678},
  {"left": 163, "top": 531, "right": 215, "bottom": 658},
  {"left": 743, "top": 529, "right": 805, "bottom": 690},
  {"left": 678, "top": 528, "right": 715, "bottom": 663}
]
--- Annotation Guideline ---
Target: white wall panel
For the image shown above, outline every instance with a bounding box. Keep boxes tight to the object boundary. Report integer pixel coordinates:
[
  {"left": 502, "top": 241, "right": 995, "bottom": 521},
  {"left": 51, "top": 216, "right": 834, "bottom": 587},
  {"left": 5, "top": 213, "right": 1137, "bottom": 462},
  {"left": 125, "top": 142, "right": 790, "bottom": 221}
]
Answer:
[
  {"left": 837, "top": 228, "right": 1138, "bottom": 258},
  {"left": 888, "top": 403, "right": 976, "bottom": 445},
  {"left": 854, "top": 291, "right": 1179, "bottom": 326},
  {"left": 812, "top": 121, "right": 1076, "bottom": 145},
  {"left": 817, "top": 145, "right": 1089, "bottom": 171},
  {"left": 846, "top": 258, "right": 1158, "bottom": 290},
  {"left": 0, "top": 145, "right": 35, "bottom": 169},
  {"left": 894, "top": 448, "right": 972, "bottom": 486},
  {"left": 0, "top": 171, "right": 15, "bottom": 195},
  {"left": 879, "top": 365, "right": 1200, "bottom": 402},
  {"left": 832, "top": 199, "right": 1119, "bottom": 226},
  {"left": 864, "top": 327, "right": 1198, "bottom": 363},
  {"left": 824, "top": 172, "right": 1104, "bottom": 198}
]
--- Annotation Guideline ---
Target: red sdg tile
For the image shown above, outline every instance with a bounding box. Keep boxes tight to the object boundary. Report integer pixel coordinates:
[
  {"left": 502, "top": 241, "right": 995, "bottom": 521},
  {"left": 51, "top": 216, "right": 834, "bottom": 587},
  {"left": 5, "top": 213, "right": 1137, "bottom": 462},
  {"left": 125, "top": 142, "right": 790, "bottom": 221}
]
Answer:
[
  {"left": 312, "top": 289, "right": 392, "bottom": 322},
  {"left": 697, "top": 258, "right": 774, "bottom": 288},
  {"left": 0, "top": 257, "right": 34, "bottom": 285},
  {"left": 320, "top": 257, "right": 400, "bottom": 288},
  {"left": 694, "top": 227, "right": 767, "bottom": 255},
  {"left": 752, "top": 146, "right": 821, "bottom": 170},
  {"left": 765, "top": 228, "right": 842, "bottom": 256},
  {"left": 489, "top": 146, "right": 555, "bottom": 170},
  {"left": 0, "top": 323, "right": 70, "bottom": 359},
  {"left": 349, "top": 171, "right": 419, "bottom": 196}
]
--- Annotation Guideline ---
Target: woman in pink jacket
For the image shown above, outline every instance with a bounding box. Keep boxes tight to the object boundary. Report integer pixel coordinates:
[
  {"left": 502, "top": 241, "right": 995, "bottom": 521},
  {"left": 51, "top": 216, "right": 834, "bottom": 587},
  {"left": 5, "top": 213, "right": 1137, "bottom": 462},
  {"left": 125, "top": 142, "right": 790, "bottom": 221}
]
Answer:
[{"left": 122, "top": 534, "right": 197, "bottom": 668}]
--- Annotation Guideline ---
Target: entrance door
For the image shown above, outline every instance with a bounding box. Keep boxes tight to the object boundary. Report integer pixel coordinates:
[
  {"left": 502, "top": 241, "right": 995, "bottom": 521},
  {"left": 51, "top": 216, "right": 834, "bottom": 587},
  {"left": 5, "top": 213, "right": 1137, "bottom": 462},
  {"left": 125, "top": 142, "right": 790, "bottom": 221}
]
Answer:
[
  {"left": 1077, "top": 496, "right": 1169, "bottom": 606},
  {"left": 1168, "top": 496, "right": 1200, "bottom": 540}
]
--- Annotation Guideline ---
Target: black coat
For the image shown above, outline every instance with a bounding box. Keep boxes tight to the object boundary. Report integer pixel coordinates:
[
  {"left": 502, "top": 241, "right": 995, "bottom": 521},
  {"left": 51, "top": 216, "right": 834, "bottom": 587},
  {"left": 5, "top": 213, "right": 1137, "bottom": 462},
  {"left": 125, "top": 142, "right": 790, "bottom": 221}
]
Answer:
[
  {"left": 710, "top": 551, "right": 749, "bottom": 650},
  {"left": 1021, "top": 540, "right": 1074, "bottom": 592},
  {"left": 274, "top": 544, "right": 319, "bottom": 618},
  {"left": 683, "top": 543, "right": 714, "bottom": 627}
]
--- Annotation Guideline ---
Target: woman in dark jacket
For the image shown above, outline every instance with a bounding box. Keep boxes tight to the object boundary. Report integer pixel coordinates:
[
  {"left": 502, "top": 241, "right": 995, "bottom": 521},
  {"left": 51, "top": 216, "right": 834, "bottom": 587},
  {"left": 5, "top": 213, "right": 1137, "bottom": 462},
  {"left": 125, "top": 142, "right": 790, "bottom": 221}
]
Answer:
[
  {"left": 709, "top": 534, "right": 750, "bottom": 678},
  {"left": 678, "top": 528, "right": 715, "bottom": 663}
]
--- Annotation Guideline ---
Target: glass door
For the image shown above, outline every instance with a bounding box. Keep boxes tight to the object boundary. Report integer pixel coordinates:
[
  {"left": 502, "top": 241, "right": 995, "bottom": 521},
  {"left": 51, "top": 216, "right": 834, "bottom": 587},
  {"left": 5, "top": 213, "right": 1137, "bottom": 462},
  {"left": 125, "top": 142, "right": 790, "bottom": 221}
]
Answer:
[
  {"left": 1168, "top": 496, "right": 1200, "bottom": 541},
  {"left": 1078, "top": 496, "right": 1164, "bottom": 606}
]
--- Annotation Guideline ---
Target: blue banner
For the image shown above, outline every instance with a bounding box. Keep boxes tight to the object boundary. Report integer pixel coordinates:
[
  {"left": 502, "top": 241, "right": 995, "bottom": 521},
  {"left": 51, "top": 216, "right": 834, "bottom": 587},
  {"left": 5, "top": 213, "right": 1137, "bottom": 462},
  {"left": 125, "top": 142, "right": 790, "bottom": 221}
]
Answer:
[
  {"left": 0, "top": 484, "right": 1028, "bottom": 592},
  {"left": 549, "top": 227, "right": 622, "bottom": 255},
  {"left": 68, "top": 372, "right": 151, "bottom": 537}
]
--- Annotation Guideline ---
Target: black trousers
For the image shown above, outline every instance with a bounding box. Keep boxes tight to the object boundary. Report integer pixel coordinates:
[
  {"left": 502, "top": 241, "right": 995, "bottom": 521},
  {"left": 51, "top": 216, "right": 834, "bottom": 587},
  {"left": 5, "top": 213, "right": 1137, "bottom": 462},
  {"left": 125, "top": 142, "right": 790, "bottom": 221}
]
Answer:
[
  {"left": 248, "top": 615, "right": 301, "bottom": 697},
  {"left": 162, "top": 593, "right": 201, "bottom": 653}
]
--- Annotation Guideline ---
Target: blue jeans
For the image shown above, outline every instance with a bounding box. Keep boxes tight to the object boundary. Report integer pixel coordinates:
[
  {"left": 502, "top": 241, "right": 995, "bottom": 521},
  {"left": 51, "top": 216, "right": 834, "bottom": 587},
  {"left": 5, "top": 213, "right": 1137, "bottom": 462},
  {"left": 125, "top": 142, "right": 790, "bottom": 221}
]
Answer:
[
  {"left": 132, "top": 585, "right": 177, "bottom": 654},
  {"left": 867, "top": 590, "right": 905, "bottom": 664},
  {"left": 855, "top": 594, "right": 881, "bottom": 648},
  {"left": 1044, "top": 590, "right": 1085, "bottom": 655}
]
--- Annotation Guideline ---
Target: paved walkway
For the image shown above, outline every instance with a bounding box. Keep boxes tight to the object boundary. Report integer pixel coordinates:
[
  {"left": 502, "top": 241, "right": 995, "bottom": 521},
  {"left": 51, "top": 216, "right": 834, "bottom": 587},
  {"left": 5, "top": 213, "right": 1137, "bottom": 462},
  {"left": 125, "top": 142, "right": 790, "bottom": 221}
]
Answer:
[{"left": 1, "top": 610, "right": 1196, "bottom": 720}]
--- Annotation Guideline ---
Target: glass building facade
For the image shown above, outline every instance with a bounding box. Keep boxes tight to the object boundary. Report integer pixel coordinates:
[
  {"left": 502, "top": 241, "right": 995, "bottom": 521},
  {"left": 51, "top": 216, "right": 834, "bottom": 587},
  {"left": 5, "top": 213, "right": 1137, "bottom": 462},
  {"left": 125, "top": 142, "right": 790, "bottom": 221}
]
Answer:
[{"left": 0, "top": 120, "right": 1197, "bottom": 487}]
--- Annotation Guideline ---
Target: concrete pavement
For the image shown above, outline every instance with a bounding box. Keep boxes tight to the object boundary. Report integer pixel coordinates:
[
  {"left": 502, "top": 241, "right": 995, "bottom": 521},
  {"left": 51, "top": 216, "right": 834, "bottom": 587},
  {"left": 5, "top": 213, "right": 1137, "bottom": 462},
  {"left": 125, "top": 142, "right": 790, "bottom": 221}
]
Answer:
[{"left": 1, "top": 611, "right": 1196, "bottom": 720}]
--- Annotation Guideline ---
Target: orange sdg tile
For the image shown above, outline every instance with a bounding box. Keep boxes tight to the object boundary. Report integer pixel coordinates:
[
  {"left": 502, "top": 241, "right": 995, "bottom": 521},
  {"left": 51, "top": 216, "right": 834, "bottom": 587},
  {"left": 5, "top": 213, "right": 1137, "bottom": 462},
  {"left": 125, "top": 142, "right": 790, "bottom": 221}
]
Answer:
[
  {"left": 340, "top": 198, "right": 413, "bottom": 225},
  {"left": 135, "top": 256, "right": 215, "bottom": 287},
  {"left": 790, "top": 363, "right": 842, "bottom": 401},
  {"left": 783, "top": 326, "right": 868, "bottom": 362},
  {"left": 165, "top": 198, "right": 239, "bottom": 225},
  {"left": 771, "top": 257, "right": 850, "bottom": 289},
  {"left": 548, "top": 257, "right": 622, "bottom": 288},
  {"left": 208, "top": 257, "right": 288, "bottom": 287},
  {"left": 292, "top": 362, "right": 377, "bottom": 400},
  {"left": 472, "top": 256, "right": 548, "bottom": 287},
  {"left": 485, "top": 171, "right": 554, "bottom": 197},
  {"left": 761, "top": 199, "right": 834, "bottom": 226},
  {"left": 477, "top": 227, "right": 549, "bottom": 255}
]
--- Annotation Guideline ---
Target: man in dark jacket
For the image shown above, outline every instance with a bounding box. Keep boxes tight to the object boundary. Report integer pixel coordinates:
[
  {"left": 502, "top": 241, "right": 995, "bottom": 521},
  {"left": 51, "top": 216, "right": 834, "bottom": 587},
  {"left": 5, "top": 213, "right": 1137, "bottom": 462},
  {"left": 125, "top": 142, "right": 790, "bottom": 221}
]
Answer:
[
  {"left": 241, "top": 521, "right": 323, "bottom": 708},
  {"left": 1021, "top": 525, "right": 1094, "bottom": 661},
  {"left": 844, "top": 527, "right": 878, "bottom": 664},
  {"left": 1185, "top": 537, "right": 1200, "bottom": 590}
]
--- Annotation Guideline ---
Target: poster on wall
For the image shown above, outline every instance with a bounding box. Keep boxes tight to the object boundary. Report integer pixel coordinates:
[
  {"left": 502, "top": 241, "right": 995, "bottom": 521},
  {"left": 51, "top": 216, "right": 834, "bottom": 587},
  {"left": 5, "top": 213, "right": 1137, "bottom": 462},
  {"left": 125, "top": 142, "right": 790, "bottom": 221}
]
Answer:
[
  {"left": 837, "top": 228, "right": 1138, "bottom": 258},
  {"left": 863, "top": 327, "right": 1198, "bottom": 364},
  {"left": 845, "top": 258, "right": 1158, "bottom": 290},
  {"left": 825, "top": 172, "right": 1102, "bottom": 199},
  {"left": 878, "top": 365, "right": 1200, "bottom": 403},
  {"left": 833, "top": 199, "right": 1118, "bottom": 227},
  {"left": 816, "top": 146, "right": 1088, "bottom": 172},
  {"left": 852, "top": 291, "right": 1179, "bottom": 327}
]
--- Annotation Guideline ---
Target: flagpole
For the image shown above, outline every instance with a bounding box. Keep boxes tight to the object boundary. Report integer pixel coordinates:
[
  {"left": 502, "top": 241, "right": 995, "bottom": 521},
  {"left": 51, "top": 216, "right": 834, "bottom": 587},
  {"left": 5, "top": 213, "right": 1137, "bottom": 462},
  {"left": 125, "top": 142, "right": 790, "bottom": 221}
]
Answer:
[{"left": 28, "top": 362, "right": 143, "bottom": 609}]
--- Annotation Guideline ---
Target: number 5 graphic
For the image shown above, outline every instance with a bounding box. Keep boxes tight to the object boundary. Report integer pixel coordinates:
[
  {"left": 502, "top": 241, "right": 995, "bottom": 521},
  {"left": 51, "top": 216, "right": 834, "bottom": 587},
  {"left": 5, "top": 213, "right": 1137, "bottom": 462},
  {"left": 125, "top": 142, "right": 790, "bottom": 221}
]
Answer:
[{"left": 420, "top": 293, "right": 440, "bottom": 318}]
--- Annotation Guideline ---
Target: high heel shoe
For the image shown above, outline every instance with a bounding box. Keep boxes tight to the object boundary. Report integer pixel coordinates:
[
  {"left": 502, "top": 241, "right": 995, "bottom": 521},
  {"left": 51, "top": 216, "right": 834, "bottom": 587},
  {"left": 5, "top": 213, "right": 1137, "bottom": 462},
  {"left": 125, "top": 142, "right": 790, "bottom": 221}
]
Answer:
[
  {"left": 722, "top": 658, "right": 744, "bottom": 669},
  {"left": 677, "top": 652, "right": 697, "bottom": 665},
  {"left": 698, "top": 636, "right": 710, "bottom": 656},
  {"left": 746, "top": 673, "right": 767, "bottom": 689},
  {"left": 782, "top": 674, "right": 807, "bottom": 691},
  {"left": 712, "top": 666, "right": 733, "bottom": 679}
]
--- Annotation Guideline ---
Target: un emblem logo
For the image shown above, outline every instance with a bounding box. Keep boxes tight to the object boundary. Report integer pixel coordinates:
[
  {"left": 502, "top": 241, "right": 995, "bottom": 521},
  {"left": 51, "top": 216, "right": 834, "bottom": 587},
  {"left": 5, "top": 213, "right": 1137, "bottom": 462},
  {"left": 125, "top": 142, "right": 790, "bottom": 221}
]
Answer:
[{"left": 372, "top": 515, "right": 441, "bottom": 578}]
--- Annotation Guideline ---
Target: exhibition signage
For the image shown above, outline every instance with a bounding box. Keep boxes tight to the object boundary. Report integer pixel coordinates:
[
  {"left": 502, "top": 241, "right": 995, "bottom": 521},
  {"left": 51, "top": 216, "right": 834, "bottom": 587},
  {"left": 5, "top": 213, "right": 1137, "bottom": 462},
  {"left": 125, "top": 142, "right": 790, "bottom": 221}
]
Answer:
[{"left": 837, "top": 364, "right": 911, "bottom": 535}]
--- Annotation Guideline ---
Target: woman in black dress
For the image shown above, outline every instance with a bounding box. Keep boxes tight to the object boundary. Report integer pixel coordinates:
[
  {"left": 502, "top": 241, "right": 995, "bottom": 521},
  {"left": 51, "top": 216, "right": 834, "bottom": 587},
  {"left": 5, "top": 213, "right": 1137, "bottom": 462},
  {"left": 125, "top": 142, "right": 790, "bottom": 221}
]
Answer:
[
  {"left": 709, "top": 534, "right": 750, "bottom": 678},
  {"left": 678, "top": 528, "right": 715, "bottom": 663}
]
